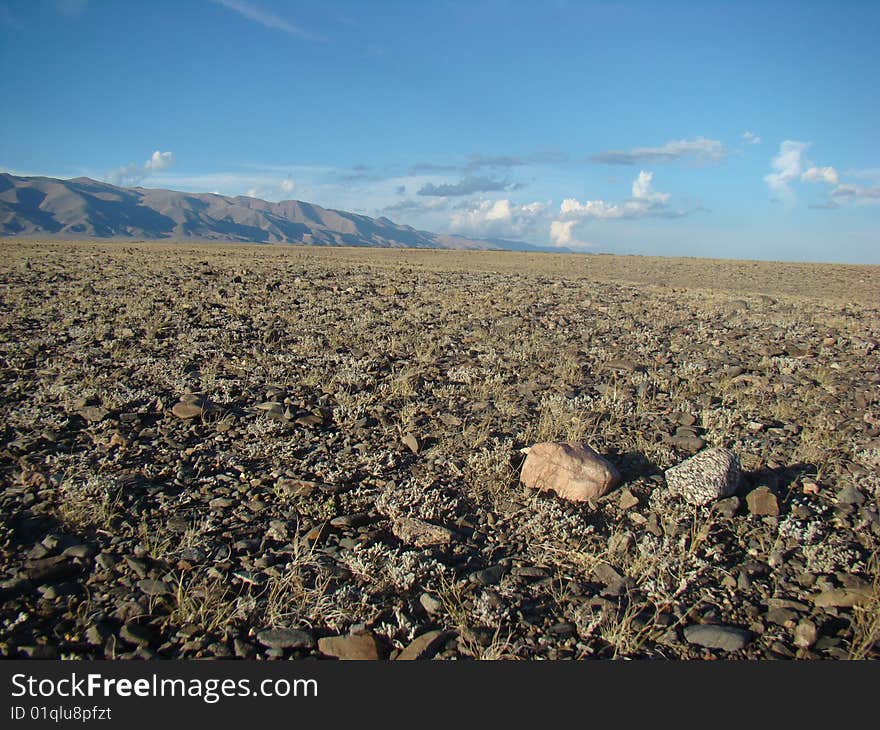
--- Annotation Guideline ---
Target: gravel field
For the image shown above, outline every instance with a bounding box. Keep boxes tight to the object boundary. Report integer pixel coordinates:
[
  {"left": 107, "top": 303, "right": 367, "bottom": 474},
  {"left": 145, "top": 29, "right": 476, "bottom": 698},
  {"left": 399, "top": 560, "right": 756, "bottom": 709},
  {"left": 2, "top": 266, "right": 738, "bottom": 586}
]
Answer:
[{"left": 1, "top": 240, "right": 878, "bottom": 660}]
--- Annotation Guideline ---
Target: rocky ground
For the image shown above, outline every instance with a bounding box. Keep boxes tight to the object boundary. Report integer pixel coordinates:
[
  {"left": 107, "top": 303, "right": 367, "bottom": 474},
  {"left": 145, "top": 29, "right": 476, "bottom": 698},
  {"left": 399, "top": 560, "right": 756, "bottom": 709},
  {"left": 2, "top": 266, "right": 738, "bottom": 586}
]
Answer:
[{"left": 1, "top": 240, "right": 878, "bottom": 660}]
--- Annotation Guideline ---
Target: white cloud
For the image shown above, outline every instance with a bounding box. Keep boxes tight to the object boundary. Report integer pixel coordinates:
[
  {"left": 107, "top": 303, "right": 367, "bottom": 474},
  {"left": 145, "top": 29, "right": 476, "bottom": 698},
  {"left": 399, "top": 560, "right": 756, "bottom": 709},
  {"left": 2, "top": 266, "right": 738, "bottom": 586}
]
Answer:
[
  {"left": 559, "top": 171, "right": 678, "bottom": 220},
  {"left": 742, "top": 131, "right": 762, "bottom": 145},
  {"left": 144, "top": 150, "right": 175, "bottom": 172},
  {"left": 449, "top": 198, "right": 546, "bottom": 238},
  {"left": 280, "top": 178, "right": 295, "bottom": 194},
  {"left": 764, "top": 142, "right": 844, "bottom": 203},
  {"left": 763, "top": 140, "right": 808, "bottom": 202},
  {"left": 549, "top": 220, "right": 575, "bottom": 246},
  {"left": 631, "top": 170, "right": 670, "bottom": 204},
  {"left": 210, "top": 0, "right": 322, "bottom": 41},
  {"left": 107, "top": 150, "right": 175, "bottom": 187},
  {"left": 591, "top": 137, "right": 725, "bottom": 165},
  {"left": 801, "top": 166, "right": 839, "bottom": 185}
]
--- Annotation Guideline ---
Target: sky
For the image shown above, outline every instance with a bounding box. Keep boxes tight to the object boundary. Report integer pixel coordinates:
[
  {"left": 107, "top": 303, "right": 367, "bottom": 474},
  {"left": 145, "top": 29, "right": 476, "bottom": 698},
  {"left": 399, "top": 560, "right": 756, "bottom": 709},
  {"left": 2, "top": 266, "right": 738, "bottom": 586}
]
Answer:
[{"left": 1, "top": 0, "right": 878, "bottom": 263}]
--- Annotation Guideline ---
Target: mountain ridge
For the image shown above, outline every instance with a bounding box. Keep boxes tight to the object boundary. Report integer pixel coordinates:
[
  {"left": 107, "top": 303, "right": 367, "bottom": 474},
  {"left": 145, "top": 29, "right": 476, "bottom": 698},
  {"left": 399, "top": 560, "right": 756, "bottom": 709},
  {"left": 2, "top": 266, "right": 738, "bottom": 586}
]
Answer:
[{"left": 0, "top": 173, "right": 560, "bottom": 252}]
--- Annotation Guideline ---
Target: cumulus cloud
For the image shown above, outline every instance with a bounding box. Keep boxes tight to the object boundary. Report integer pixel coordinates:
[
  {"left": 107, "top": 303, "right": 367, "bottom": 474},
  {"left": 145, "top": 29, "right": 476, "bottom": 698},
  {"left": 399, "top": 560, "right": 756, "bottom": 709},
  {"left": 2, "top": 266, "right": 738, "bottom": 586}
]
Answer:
[
  {"left": 144, "top": 150, "right": 175, "bottom": 172},
  {"left": 558, "top": 171, "right": 679, "bottom": 220},
  {"left": 801, "top": 166, "right": 839, "bottom": 185},
  {"left": 417, "top": 176, "right": 521, "bottom": 197},
  {"left": 449, "top": 199, "right": 546, "bottom": 238},
  {"left": 591, "top": 137, "right": 725, "bottom": 165},
  {"left": 763, "top": 140, "right": 808, "bottom": 201},
  {"left": 764, "top": 142, "right": 842, "bottom": 203},
  {"left": 210, "top": 0, "right": 323, "bottom": 41},
  {"left": 742, "top": 131, "right": 762, "bottom": 144},
  {"left": 279, "top": 178, "right": 295, "bottom": 194},
  {"left": 631, "top": 170, "right": 670, "bottom": 204},
  {"left": 549, "top": 220, "right": 577, "bottom": 246},
  {"left": 107, "top": 150, "right": 175, "bottom": 187}
]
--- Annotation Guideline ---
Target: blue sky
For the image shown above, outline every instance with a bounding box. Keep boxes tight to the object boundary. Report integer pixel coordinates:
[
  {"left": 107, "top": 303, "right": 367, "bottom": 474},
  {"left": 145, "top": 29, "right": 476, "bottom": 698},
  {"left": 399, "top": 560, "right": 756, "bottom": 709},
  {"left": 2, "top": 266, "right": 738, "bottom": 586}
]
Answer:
[{"left": 1, "top": 0, "right": 878, "bottom": 262}]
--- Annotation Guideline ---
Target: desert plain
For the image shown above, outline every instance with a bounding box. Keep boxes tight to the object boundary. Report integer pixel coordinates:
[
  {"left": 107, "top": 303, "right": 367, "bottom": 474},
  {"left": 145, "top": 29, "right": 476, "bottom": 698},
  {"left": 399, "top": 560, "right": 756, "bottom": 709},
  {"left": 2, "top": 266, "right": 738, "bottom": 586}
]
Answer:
[{"left": 1, "top": 239, "right": 878, "bottom": 660}]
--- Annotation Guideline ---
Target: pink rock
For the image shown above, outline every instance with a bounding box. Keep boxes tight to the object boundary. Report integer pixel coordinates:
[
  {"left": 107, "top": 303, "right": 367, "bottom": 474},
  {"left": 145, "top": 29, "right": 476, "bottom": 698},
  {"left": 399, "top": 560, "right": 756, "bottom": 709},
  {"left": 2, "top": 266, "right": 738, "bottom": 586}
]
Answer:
[{"left": 520, "top": 442, "right": 622, "bottom": 502}]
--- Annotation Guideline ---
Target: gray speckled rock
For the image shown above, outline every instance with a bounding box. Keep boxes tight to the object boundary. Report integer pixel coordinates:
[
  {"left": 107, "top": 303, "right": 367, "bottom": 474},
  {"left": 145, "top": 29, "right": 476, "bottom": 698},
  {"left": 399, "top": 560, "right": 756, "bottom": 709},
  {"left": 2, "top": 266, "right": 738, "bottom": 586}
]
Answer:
[
  {"left": 683, "top": 624, "right": 751, "bottom": 652},
  {"left": 665, "top": 448, "right": 741, "bottom": 506}
]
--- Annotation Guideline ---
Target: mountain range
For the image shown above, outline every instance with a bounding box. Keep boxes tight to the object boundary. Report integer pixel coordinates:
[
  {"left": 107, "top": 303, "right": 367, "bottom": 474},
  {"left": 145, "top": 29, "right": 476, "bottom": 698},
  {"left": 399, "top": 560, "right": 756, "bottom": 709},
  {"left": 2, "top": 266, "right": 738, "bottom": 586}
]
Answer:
[{"left": 0, "top": 173, "right": 557, "bottom": 251}]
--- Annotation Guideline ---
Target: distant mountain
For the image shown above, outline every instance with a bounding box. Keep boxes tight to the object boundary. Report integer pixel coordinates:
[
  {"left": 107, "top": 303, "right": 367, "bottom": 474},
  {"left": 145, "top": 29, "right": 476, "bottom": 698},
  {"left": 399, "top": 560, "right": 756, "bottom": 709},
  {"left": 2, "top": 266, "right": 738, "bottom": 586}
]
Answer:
[{"left": 0, "top": 173, "right": 555, "bottom": 251}]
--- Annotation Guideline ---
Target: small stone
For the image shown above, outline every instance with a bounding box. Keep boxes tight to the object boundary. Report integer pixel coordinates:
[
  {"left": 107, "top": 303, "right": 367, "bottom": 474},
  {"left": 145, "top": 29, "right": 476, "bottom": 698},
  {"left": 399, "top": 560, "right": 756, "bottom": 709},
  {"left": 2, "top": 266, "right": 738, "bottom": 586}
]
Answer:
[
  {"left": 714, "top": 496, "right": 741, "bottom": 518},
  {"left": 95, "top": 553, "right": 117, "bottom": 571},
  {"left": 209, "top": 497, "right": 235, "bottom": 510},
  {"left": 256, "top": 628, "right": 315, "bottom": 650},
  {"left": 469, "top": 565, "right": 506, "bottom": 586},
  {"left": 665, "top": 448, "right": 741, "bottom": 506},
  {"left": 520, "top": 441, "right": 621, "bottom": 502},
  {"left": 811, "top": 587, "right": 873, "bottom": 608},
  {"left": 119, "top": 623, "right": 152, "bottom": 647},
  {"left": 605, "top": 358, "right": 638, "bottom": 372},
  {"left": 137, "top": 579, "right": 170, "bottom": 596},
  {"left": 747, "top": 487, "right": 779, "bottom": 516},
  {"left": 683, "top": 624, "right": 751, "bottom": 652},
  {"left": 794, "top": 619, "right": 818, "bottom": 649},
  {"left": 419, "top": 592, "right": 443, "bottom": 615},
  {"left": 396, "top": 630, "right": 446, "bottom": 660},
  {"left": 318, "top": 632, "right": 385, "bottom": 660},
  {"left": 330, "top": 513, "right": 373, "bottom": 528},
  {"left": 391, "top": 517, "right": 455, "bottom": 547},
  {"left": 85, "top": 624, "right": 113, "bottom": 645},
  {"left": 78, "top": 406, "right": 110, "bottom": 422},
  {"left": 765, "top": 607, "right": 797, "bottom": 626},
  {"left": 234, "top": 638, "right": 256, "bottom": 658},
  {"left": 618, "top": 488, "right": 639, "bottom": 510},
  {"left": 402, "top": 433, "right": 420, "bottom": 454},
  {"left": 668, "top": 435, "right": 707, "bottom": 451},
  {"left": 171, "top": 402, "right": 203, "bottom": 419},
  {"left": 305, "top": 524, "right": 331, "bottom": 543}
]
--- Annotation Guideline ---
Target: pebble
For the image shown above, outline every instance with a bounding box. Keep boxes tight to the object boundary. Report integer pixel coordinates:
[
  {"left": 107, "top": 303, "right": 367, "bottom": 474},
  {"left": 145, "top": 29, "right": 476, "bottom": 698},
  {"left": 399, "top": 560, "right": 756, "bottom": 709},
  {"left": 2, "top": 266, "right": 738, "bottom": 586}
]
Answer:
[
  {"left": 746, "top": 487, "right": 779, "bottom": 516},
  {"left": 811, "top": 587, "right": 874, "bottom": 608},
  {"left": 666, "top": 435, "right": 707, "bottom": 452},
  {"left": 683, "top": 624, "right": 751, "bottom": 652},
  {"left": 469, "top": 565, "right": 506, "bottom": 586},
  {"left": 617, "top": 488, "right": 639, "bottom": 510},
  {"left": 419, "top": 593, "right": 443, "bottom": 615},
  {"left": 793, "top": 619, "right": 818, "bottom": 649},
  {"left": 317, "top": 632, "right": 385, "bottom": 660},
  {"left": 256, "top": 628, "right": 315, "bottom": 650},
  {"left": 396, "top": 630, "right": 446, "bottom": 660},
  {"left": 119, "top": 623, "right": 153, "bottom": 647},
  {"left": 171, "top": 402, "right": 203, "bottom": 419},
  {"left": 78, "top": 406, "right": 110, "bottom": 422},
  {"left": 137, "top": 579, "right": 170, "bottom": 596},
  {"left": 391, "top": 517, "right": 455, "bottom": 547}
]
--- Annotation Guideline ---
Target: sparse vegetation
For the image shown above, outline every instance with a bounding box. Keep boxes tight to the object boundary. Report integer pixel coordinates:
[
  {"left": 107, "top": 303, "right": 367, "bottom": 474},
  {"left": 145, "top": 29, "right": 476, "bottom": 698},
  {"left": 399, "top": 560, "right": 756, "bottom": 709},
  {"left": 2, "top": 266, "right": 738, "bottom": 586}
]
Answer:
[{"left": 1, "top": 239, "right": 878, "bottom": 660}]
